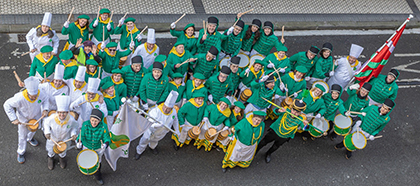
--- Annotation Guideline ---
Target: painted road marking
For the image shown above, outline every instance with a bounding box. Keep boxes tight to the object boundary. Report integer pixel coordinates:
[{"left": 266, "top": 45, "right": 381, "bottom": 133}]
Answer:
[
  {"left": 393, "top": 61, "right": 420, "bottom": 74},
  {"left": 394, "top": 53, "right": 420, "bottom": 57}
]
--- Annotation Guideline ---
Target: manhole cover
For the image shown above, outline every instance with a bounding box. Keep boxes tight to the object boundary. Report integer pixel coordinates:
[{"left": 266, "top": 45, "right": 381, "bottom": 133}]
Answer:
[{"left": 18, "top": 34, "right": 26, "bottom": 42}]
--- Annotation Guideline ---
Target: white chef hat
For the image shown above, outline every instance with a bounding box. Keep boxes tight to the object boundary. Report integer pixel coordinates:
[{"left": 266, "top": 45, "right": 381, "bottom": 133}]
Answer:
[
  {"left": 24, "top": 76, "right": 40, "bottom": 95},
  {"left": 75, "top": 66, "right": 86, "bottom": 82},
  {"left": 41, "top": 12, "right": 52, "bottom": 27},
  {"left": 87, "top": 78, "right": 100, "bottom": 93},
  {"left": 349, "top": 44, "right": 364, "bottom": 58},
  {"left": 147, "top": 28, "right": 156, "bottom": 44},
  {"left": 55, "top": 95, "right": 70, "bottom": 112},
  {"left": 164, "top": 90, "right": 179, "bottom": 108},
  {"left": 54, "top": 64, "right": 65, "bottom": 80}
]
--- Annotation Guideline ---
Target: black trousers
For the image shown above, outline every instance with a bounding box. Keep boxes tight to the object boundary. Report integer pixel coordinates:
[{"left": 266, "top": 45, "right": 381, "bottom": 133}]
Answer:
[
  {"left": 257, "top": 129, "right": 290, "bottom": 155},
  {"left": 94, "top": 164, "right": 102, "bottom": 180}
]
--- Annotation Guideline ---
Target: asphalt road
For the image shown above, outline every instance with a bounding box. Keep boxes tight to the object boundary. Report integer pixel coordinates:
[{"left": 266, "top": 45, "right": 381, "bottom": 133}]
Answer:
[{"left": 0, "top": 32, "right": 419, "bottom": 185}]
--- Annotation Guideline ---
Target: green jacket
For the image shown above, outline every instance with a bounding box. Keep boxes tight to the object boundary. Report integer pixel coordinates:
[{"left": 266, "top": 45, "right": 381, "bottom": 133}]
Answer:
[
  {"left": 62, "top": 22, "right": 89, "bottom": 45},
  {"left": 234, "top": 116, "right": 265, "bottom": 146},
  {"left": 168, "top": 81, "right": 186, "bottom": 103},
  {"left": 138, "top": 73, "right": 169, "bottom": 103},
  {"left": 204, "top": 104, "right": 231, "bottom": 127},
  {"left": 280, "top": 72, "right": 307, "bottom": 95},
  {"left": 359, "top": 105, "right": 392, "bottom": 136},
  {"left": 197, "top": 20, "right": 222, "bottom": 54},
  {"left": 103, "top": 93, "right": 121, "bottom": 116},
  {"left": 240, "top": 67, "right": 263, "bottom": 87},
  {"left": 29, "top": 54, "right": 59, "bottom": 77},
  {"left": 368, "top": 74, "right": 398, "bottom": 103},
  {"left": 121, "top": 65, "right": 146, "bottom": 97},
  {"left": 192, "top": 53, "right": 218, "bottom": 79},
  {"left": 167, "top": 50, "right": 193, "bottom": 76},
  {"left": 271, "top": 108, "right": 306, "bottom": 139},
  {"left": 221, "top": 29, "right": 243, "bottom": 56},
  {"left": 60, "top": 59, "right": 78, "bottom": 80},
  {"left": 240, "top": 25, "right": 256, "bottom": 52},
  {"left": 289, "top": 51, "right": 317, "bottom": 76},
  {"left": 343, "top": 87, "right": 369, "bottom": 112},
  {"left": 183, "top": 79, "right": 208, "bottom": 100},
  {"left": 297, "top": 91, "right": 326, "bottom": 115},
  {"left": 98, "top": 49, "right": 131, "bottom": 73},
  {"left": 78, "top": 118, "right": 111, "bottom": 150},
  {"left": 322, "top": 93, "right": 346, "bottom": 121},
  {"left": 100, "top": 76, "right": 127, "bottom": 98},
  {"left": 262, "top": 53, "right": 291, "bottom": 78},
  {"left": 311, "top": 56, "right": 333, "bottom": 79},
  {"left": 170, "top": 25, "right": 198, "bottom": 54},
  {"left": 178, "top": 100, "right": 207, "bottom": 126},
  {"left": 252, "top": 29, "right": 282, "bottom": 56},
  {"left": 205, "top": 72, "right": 232, "bottom": 103},
  {"left": 247, "top": 80, "right": 283, "bottom": 109},
  {"left": 89, "top": 18, "right": 114, "bottom": 41},
  {"left": 85, "top": 68, "right": 102, "bottom": 83},
  {"left": 229, "top": 69, "right": 242, "bottom": 90},
  {"left": 113, "top": 25, "right": 141, "bottom": 49}
]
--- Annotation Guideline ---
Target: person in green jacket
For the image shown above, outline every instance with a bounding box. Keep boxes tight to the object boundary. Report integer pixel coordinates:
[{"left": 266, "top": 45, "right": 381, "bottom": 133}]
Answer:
[
  {"left": 197, "top": 16, "right": 222, "bottom": 55},
  {"left": 89, "top": 8, "right": 114, "bottom": 48},
  {"left": 98, "top": 42, "right": 131, "bottom": 77},
  {"left": 310, "top": 43, "right": 334, "bottom": 84},
  {"left": 85, "top": 59, "right": 102, "bottom": 83},
  {"left": 239, "top": 59, "right": 264, "bottom": 92},
  {"left": 250, "top": 21, "right": 284, "bottom": 57},
  {"left": 170, "top": 23, "right": 197, "bottom": 55},
  {"left": 289, "top": 45, "right": 320, "bottom": 77},
  {"left": 100, "top": 69, "right": 127, "bottom": 99},
  {"left": 195, "top": 97, "right": 231, "bottom": 151},
  {"left": 138, "top": 62, "right": 169, "bottom": 110},
  {"left": 101, "top": 82, "right": 121, "bottom": 128},
  {"left": 205, "top": 66, "right": 233, "bottom": 104},
  {"left": 219, "top": 19, "right": 245, "bottom": 59},
  {"left": 167, "top": 41, "right": 195, "bottom": 77},
  {"left": 113, "top": 17, "right": 142, "bottom": 50},
  {"left": 222, "top": 111, "right": 266, "bottom": 172},
  {"left": 58, "top": 50, "right": 78, "bottom": 80},
  {"left": 172, "top": 92, "right": 207, "bottom": 150},
  {"left": 240, "top": 19, "right": 261, "bottom": 55},
  {"left": 229, "top": 101, "right": 245, "bottom": 127},
  {"left": 322, "top": 84, "right": 347, "bottom": 140},
  {"left": 121, "top": 56, "right": 146, "bottom": 98},
  {"left": 192, "top": 46, "right": 219, "bottom": 79},
  {"left": 262, "top": 45, "right": 291, "bottom": 78},
  {"left": 278, "top": 65, "right": 308, "bottom": 98},
  {"left": 168, "top": 73, "right": 186, "bottom": 107},
  {"left": 62, "top": 14, "right": 90, "bottom": 50},
  {"left": 256, "top": 100, "right": 309, "bottom": 163},
  {"left": 344, "top": 82, "right": 372, "bottom": 118},
  {"left": 147, "top": 55, "right": 171, "bottom": 78},
  {"left": 227, "top": 56, "right": 242, "bottom": 94},
  {"left": 297, "top": 84, "right": 326, "bottom": 117},
  {"left": 335, "top": 98, "right": 395, "bottom": 159},
  {"left": 183, "top": 73, "right": 208, "bottom": 102},
  {"left": 29, "top": 45, "right": 59, "bottom": 81},
  {"left": 70, "top": 40, "right": 101, "bottom": 66},
  {"left": 367, "top": 69, "right": 399, "bottom": 106},
  {"left": 76, "top": 109, "right": 110, "bottom": 185}
]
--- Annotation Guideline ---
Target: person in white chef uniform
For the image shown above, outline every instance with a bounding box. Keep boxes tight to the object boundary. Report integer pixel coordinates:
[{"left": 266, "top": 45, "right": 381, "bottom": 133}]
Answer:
[
  {"left": 39, "top": 64, "right": 69, "bottom": 111},
  {"left": 25, "top": 12, "right": 60, "bottom": 62},
  {"left": 132, "top": 28, "right": 159, "bottom": 68}
]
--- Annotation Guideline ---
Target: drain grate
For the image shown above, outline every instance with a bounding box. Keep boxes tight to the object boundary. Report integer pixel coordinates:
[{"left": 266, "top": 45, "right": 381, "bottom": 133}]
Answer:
[{"left": 18, "top": 34, "right": 26, "bottom": 42}]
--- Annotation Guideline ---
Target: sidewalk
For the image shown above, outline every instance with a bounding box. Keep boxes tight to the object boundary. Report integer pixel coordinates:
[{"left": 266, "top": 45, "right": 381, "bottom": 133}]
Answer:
[{"left": 1, "top": 0, "right": 420, "bottom": 33}]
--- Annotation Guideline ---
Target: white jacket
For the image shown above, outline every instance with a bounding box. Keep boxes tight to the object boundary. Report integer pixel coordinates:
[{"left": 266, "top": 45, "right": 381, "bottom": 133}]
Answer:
[
  {"left": 43, "top": 113, "right": 78, "bottom": 142},
  {"left": 143, "top": 106, "right": 179, "bottom": 141},
  {"left": 3, "top": 91, "right": 49, "bottom": 122},
  {"left": 64, "top": 79, "right": 88, "bottom": 103},
  {"left": 132, "top": 44, "right": 159, "bottom": 69},
  {"left": 25, "top": 27, "right": 59, "bottom": 54},
  {"left": 69, "top": 93, "right": 108, "bottom": 123},
  {"left": 327, "top": 57, "right": 361, "bottom": 88},
  {"left": 39, "top": 82, "right": 69, "bottom": 111}
]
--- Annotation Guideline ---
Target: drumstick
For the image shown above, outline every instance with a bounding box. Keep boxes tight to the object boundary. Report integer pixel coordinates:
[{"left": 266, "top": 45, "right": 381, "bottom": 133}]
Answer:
[
  {"left": 62, "top": 138, "right": 74, "bottom": 143},
  {"left": 102, "top": 25, "right": 105, "bottom": 41},
  {"left": 179, "top": 58, "right": 197, "bottom": 66},
  {"left": 240, "top": 8, "right": 254, "bottom": 15},
  {"left": 349, "top": 111, "right": 365, "bottom": 115},
  {"left": 332, "top": 59, "right": 335, "bottom": 71},
  {"left": 21, "top": 51, "right": 31, "bottom": 56},
  {"left": 78, "top": 129, "right": 81, "bottom": 143},
  {"left": 109, "top": 11, "right": 114, "bottom": 23},
  {"left": 281, "top": 26, "right": 285, "bottom": 41},
  {"left": 51, "top": 138, "right": 62, "bottom": 148},
  {"left": 33, "top": 115, "right": 45, "bottom": 125},
  {"left": 97, "top": 67, "right": 101, "bottom": 79},
  {"left": 136, "top": 26, "right": 148, "bottom": 39},
  {"left": 286, "top": 84, "right": 288, "bottom": 97},
  {"left": 269, "top": 60, "right": 281, "bottom": 79},
  {"left": 288, "top": 90, "right": 302, "bottom": 98},
  {"left": 96, "top": 6, "right": 101, "bottom": 21},
  {"left": 348, "top": 103, "right": 352, "bottom": 112},
  {"left": 88, "top": 101, "right": 95, "bottom": 108},
  {"left": 78, "top": 100, "right": 89, "bottom": 106},
  {"left": 67, "top": 7, "right": 75, "bottom": 22},
  {"left": 372, "top": 135, "right": 383, "bottom": 140},
  {"left": 203, "top": 20, "right": 207, "bottom": 35},
  {"left": 13, "top": 71, "right": 24, "bottom": 87},
  {"left": 174, "top": 13, "right": 186, "bottom": 24},
  {"left": 122, "top": 12, "right": 128, "bottom": 20},
  {"left": 232, "top": 19, "right": 240, "bottom": 27}
]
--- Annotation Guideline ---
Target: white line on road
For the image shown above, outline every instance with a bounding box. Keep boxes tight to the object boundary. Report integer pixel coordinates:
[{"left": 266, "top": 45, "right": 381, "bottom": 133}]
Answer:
[
  {"left": 393, "top": 61, "right": 420, "bottom": 74},
  {"left": 394, "top": 53, "right": 420, "bottom": 57}
]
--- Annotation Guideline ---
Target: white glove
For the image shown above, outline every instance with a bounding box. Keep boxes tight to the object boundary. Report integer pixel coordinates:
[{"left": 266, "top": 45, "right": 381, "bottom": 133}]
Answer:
[
  {"left": 267, "top": 63, "right": 274, "bottom": 68},
  {"left": 170, "top": 22, "right": 176, "bottom": 29},
  {"left": 362, "top": 112, "right": 367, "bottom": 116},
  {"left": 203, "top": 117, "right": 209, "bottom": 123},
  {"left": 279, "top": 82, "right": 286, "bottom": 91},
  {"left": 132, "top": 96, "right": 139, "bottom": 102},
  {"left": 208, "top": 95, "right": 213, "bottom": 103},
  {"left": 315, "top": 113, "right": 321, "bottom": 119},
  {"left": 101, "top": 143, "right": 107, "bottom": 149},
  {"left": 142, "top": 103, "right": 149, "bottom": 110},
  {"left": 227, "top": 26, "right": 234, "bottom": 35},
  {"left": 112, "top": 111, "right": 119, "bottom": 117},
  {"left": 345, "top": 111, "right": 351, "bottom": 117},
  {"left": 245, "top": 68, "right": 250, "bottom": 74},
  {"left": 261, "top": 75, "right": 269, "bottom": 82},
  {"left": 305, "top": 76, "right": 311, "bottom": 81},
  {"left": 129, "top": 41, "right": 135, "bottom": 49},
  {"left": 151, "top": 123, "right": 163, "bottom": 129},
  {"left": 369, "top": 135, "right": 375, "bottom": 141},
  {"left": 107, "top": 23, "right": 112, "bottom": 30},
  {"left": 349, "top": 84, "right": 360, "bottom": 90},
  {"left": 274, "top": 94, "right": 280, "bottom": 99},
  {"left": 293, "top": 92, "right": 298, "bottom": 98},
  {"left": 223, "top": 126, "right": 229, "bottom": 131},
  {"left": 63, "top": 21, "right": 70, "bottom": 28},
  {"left": 279, "top": 68, "right": 286, "bottom": 73},
  {"left": 137, "top": 34, "right": 142, "bottom": 42},
  {"left": 93, "top": 19, "right": 99, "bottom": 27},
  {"left": 119, "top": 17, "right": 125, "bottom": 25},
  {"left": 329, "top": 71, "right": 335, "bottom": 76},
  {"left": 76, "top": 142, "right": 82, "bottom": 149},
  {"left": 101, "top": 41, "right": 105, "bottom": 50}
]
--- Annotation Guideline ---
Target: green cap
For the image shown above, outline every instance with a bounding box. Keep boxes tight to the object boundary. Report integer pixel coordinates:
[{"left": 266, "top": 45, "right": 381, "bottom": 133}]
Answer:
[
  {"left": 315, "top": 84, "right": 326, "bottom": 92},
  {"left": 171, "top": 73, "right": 183, "bottom": 78},
  {"left": 254, "top": 59, "right": 263, "bottom": 65},
  {"left": 99, "top": 8, "right": 110, "bottom": 14},
  {"left": 102, "top": 81, "right": 114, "bottom": 90},
  {"left": 234, "top": 101, "right": 245, "bottom": 109},
  {"left": 154, "top": 55, "right": 167, "bottom": 63},
  {"left": 277, "top": 45, "right": 288, "bottom": 52},
  {"left": 124, "top": 17, "right": 136, "bottom": 23},
  {"left": 253, "top": 111, "right": 266, "bottom": 116},
  {"left": 193, "top": 73, "right": 205, "bottom": 80},
  {"left": 86, "top": 59, "right": 98, "bottom": 66},
  {"left": 174, "top": 41, "right": 185, "bottom": 47},
  {"left": 192, "top": 92, "right": 205, "bottom": 98},
  {"left": 295, "top": 66, "right": 308, "bottom": 74},
  {"left": 106, "top": 42, "right": 118, "bottom": 48},
  {"left": 40, "top": 45, "right": 53, "bottom": 53},
  {"left": 219, "top": 97, "right": 231, "bottom": 106},
  {"left": 111, "top": 69, "right": 124, "bottom": 74},
  {"left": 184, "top": 23, "right": 195, "bottom": 31},
  {"left": 78, "top": 14, "right": 90, "bottom": 20},
  {"left": 59, "top": 50, "right": 73, "bottom": 60}
]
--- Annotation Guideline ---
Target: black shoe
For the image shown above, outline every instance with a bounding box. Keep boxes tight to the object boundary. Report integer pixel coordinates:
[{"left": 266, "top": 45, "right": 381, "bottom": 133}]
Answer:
[
  {"left": 222, "top": 168, "right": 227, "bottom": 173},
  {"left": 59, "top": 157, "right": 66, "bottom": 169},
  {"left": 151, "top": 147, "right": 158, "bottom": 155},
  {"left": 134, "top": 153, "right": 141, "bottom": 160},
  {"left": 330, "top": 133, "right": 337, "bottom": 141},
  {"left": 172, "top": 141, "right": 179, "bottom": 151},
  {"left": 345, "top": 151, "right": 352, "bottom": 159},
  {"left": 96, "top": 179, "right": 104, "bottom": 185},
  {"left": 48, "top": 157, "right": 54, "bottom": 170},
  {"left": 265, "top": 153, "right": 271, "bottom": 163},
  {"left": 302, "top": 136, "right": 308, "bottom": 141}
]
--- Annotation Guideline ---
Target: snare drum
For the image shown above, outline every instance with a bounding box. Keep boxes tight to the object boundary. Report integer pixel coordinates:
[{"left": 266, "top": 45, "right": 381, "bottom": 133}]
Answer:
[
  {"left": 249, "top": 54, "right": 264, "bottom": 67},
  {"left": 188, "top": 126, "right": 200, "bottom": 140},
  {"left": 240, "top": 89, "right": 252, "bottom": 102},
  {"left": 205, "top": 128, "right": 217, "bottom": 141},
  {"left": 334, "top": 114, "right": 352, "bottom": 136},
  {"left": 217, "top": 130, "right": 229, "bottom": 141},
  {"left": 48, "top": 110, "right": 56, "bottom": 116},
  {"left": 312, "top": 80, "right": 329, "bottom": 95},
  {"left": 280, "top": 97, "right": 293, "bottom": 107},
  {"left": 77, "top": 149, "right": 100, "bottom": 175},
  {"left": 26, "top": 119, "right": 39, "bottom": 132},
  {"left": 70, "top": 111, "right": 79, "bottom": 120},
  {"left": 53, "top": 141, "right": 67, "bottom": 154},
  {"left": 343, "top": 131, "right": 367, "bottom": 151},
  {"left": 237, "top": 53, "right": 250, "bottom": 68},
  {"left": 308, "top": 118, "right": 329, "bottom": 138},
  {"left": 219, "top": 57, "right": 230, "bottom": 68}
]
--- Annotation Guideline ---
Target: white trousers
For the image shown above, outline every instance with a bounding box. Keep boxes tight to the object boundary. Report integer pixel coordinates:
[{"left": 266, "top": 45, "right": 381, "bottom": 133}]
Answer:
[{"left": 17, "top": 124, "right": 36, "bottom": 155}]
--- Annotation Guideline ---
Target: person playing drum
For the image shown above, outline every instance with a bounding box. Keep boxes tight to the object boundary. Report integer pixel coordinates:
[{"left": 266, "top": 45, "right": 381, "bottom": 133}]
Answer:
[
  {"left": 134, "top": 91, "right": 180, "bottom": 160},
  {"left": 121, "top": 56, "right": 147, "bottom": 100},
  {"left": 244, "top": 75, "right": 282, "bottom": 117},
  {"left": 98, "top": 42, "right": 132, "bottom": 78},
  {"left": 43, "top": 95, "right": 78, "bottom": 170},
  {"left": 240, "top": 19, "right": 261, "bottom": 56},
  {"left": 289, "top": 45, "right": 320, "bottom": 79},
  {"left": 146, "top": 55, "right": 171, "bottom": 79},
  {"left": 262, "top": 46, "right": 291, "bottom": 78},
  {"left": 197, "top": 16, "right": 222, "bottom": 55},
  {"left": 29, "top": 45, "right": 59, "bottom": 82},
  {"left": 297, "top": 84, "right": 326, "bottom": 140},
  {"left": 309, "top": 43, "right": 334, "bottom": 84},
  {"left": 170, "top": 22, "right": 198, "bottom": 55},
  {"left": 192, "top": 46, "right": 219, "bottom": 79},
  {"left": 205, "top": 66, "right": 233, "bottom": 104},
  {"left": 138, "top": 62, "right": 170, "bottom": 111},
  {"left": 166, "top": 41, "right": 195, "bottom": 79},
  {"left": 256, "top": 99, "right": 308, "bottom": 163},
  {"left": 250, "top": 21, "right": 284, "bottom": 57},
  {"left": 113, "top": 17, "right": 142, "bottom": 50},
  {"left": 322, "top": 84, "right": 347, "bottom": 140},
  {"left": 76, "top": 109, "right": 111, "bottom": 185},
  {"left": 227, "top": 56, "right": 242, "bottom": 96},
  {"left": 132, "top": 28, "right": 159, "bottom": 69},
  {"left": 343, "top": 82, "right": 372, "bottom": 120},
  {"left": 239, "top": 59, "right": 264, "bottom": 93},
  {"left": 59, "top": 50, "right": 79, "bottom": 80},
  {"left": 64, "top": 66, "right": 87, "bottom": 103},
  {"left": 217, "top": 101, "right": 246, "bottom": 152},
  {"left": 335, "top": 98, "right": 395, "bottom": 159},
  {"left": 183, "top": 73, "right": 208, "bottom": 103},
  {"left": 366, "top": 69, "right": 399, "bottom": 106},
  {"left": 219, "top": 18, "right": 245, "bottom": 59},
  {"left": 3, "top": 77, "right": 49, "bottom": 163},
  {"left": 39, "top": 64, "right": 69, "bottom": 111},
  {"left": 89, "top": 8, "right": 113, "bottom": 48},
  {"left": 84, "top": 59, "right": 102, "bottom": 82},
  {"left": 62, "top": 14, "right": 90, "bottom": 50}
]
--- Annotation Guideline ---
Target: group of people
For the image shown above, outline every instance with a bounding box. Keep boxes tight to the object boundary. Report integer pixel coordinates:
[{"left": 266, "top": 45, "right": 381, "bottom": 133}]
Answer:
[{"left": 4, "top": 10, "right": 399, "bottom": 184}]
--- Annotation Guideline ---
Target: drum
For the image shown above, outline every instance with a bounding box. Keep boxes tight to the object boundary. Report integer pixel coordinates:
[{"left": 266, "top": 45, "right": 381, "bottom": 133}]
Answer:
[
  {"left": 188, "top": 126, "right": 200, "bottom": 140},
  {"left": 237, "top": 53, "right": 250, "bottom": 68},
  {"left": 344, "top": 131, "right": 367, "bottom": 151},
  {"left": 70, "top": 111, "right": 79, "bottom": 120},
  {"left": 280, "top": 97, "right": 293, "bottom": 107},
  {"left": 48, "top": 110, "right": 56, "bottom": 116},
  {"left": 312, "top": 80, "right": 329, "bottom": 95},
  {"left": 119, "top": 56, "right": 128, "bottom": 68},
  {"left": 77, "top": 149, "right": 100, "bottom": 175},
  {"left": 334, "top": 114, "right": 352, "bottom": 136},
  {"left": 27, "top": 119, "right": 39, "bottom": 132},
  {"left": 174, "top": 105, "right": 180, "bottom": 113},
  {"left": 249, "top": 54, "right": 264, "bottom": 67},
  {"left": 205, "top": 128, "right": 217, "bottom": 141},
  {"left": 53, "top": 141, "right": 67, "bottom": 154},
  {"left": 240, "top": 89, "right": 252, "bottom": 102},
  {"left": 219, "top": 57, "right": 230, "bottom": 68},
  {"left": 217, "top": 130, "right": 229, "bottom": 141},
  {"left": 308, "top": 118, "right": 329, "bottom": 138}
]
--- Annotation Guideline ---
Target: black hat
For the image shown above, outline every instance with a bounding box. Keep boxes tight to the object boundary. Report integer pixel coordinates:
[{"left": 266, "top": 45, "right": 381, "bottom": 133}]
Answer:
[
  {"left": 251, "top": 19, "right": 262, "bottom": 28},
  {"left": 266, "top": 75, "right": 275, "bottom": 83},
  {"left": 132, "top": 56, "right": 143, "bottom": 64},
  {"left": 90, "top": 109, "right": 103, "bottom": 121},
  {"left": 152, "top": 62, "right": 163, "bottom": 71},
  {"left": 220, "top": 66, "right": 231, "bottom": 75},
  {"left": 209, "top": 46, "right": 219, "bottom": 56},
  {"left": 208, "top": 16, "right": 218, "bottom": 24},
  {"left": 331, "top": 84, "right": 342, "bottom": 93},
  {"left": 230, "top": 56, "right": 240, "bottom": 65},
  {"left": 236, "top": 20, "right": 245, "bottom": 29},
  {"left": 293, "top": 99, "right": 306, "bottom": 112},
  {"left": 309, "top": 46, "right": 320, "bottom": 55},
  {"left": 383, "top": 98, "right": 395, "bottom": 108},
  {"left": 263, "top": 21, "right": 273, "bottom": 29},
  {"left": 362, "top": 82, "right": 372, "bottom": 91},
  {"left": 389, "top": 69, "right": 399, "bottom": 79},
  {"left": 322, "top": 43, "right": 333, "bottom": 51}
]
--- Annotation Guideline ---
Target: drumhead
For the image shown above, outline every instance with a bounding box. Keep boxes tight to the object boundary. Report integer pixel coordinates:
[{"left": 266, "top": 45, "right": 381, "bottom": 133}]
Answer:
[
  {"left": 334, "top": 114, "right": 352, "bottom": 128},
  {"left": 219, "top": 57, "right": 230, "bottom": 68},
  {"left": 249, "top": 54, "right": 264, "bottom": 67},
  {"left": 312, "top": 118, "right": 328, "bottom": 132},
  {"left": 237, "top": 53, "right": 250, "bottom": 68},
  {"left": 77, "top": 149, "right": 98, "bottom": 168},
  {"left": 312, "top": 80, "right": 329, "bottom": 95},
  {"left": 352, "top": 132, "right": 367, "bottom": 148}
]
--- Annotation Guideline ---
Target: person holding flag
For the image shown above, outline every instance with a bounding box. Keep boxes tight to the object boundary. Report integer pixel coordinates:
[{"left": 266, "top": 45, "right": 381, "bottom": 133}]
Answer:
[{"left": 365, "top": 69, "right": 399, "bottom": 106}]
